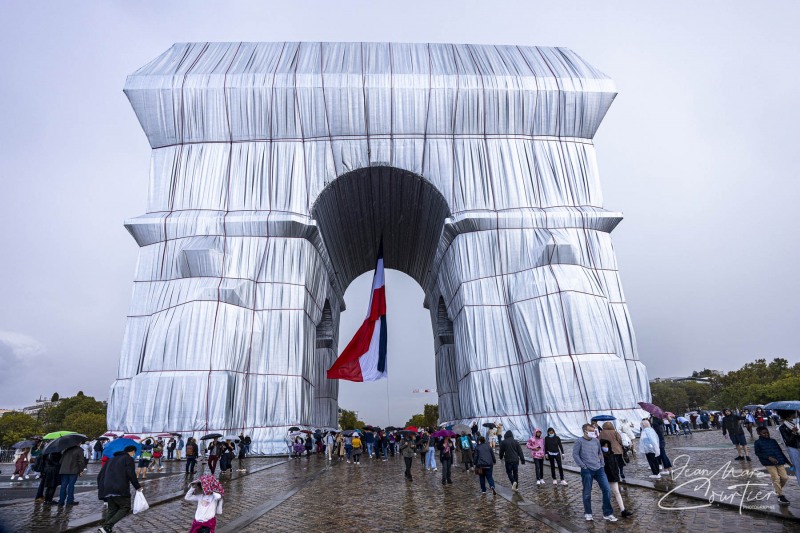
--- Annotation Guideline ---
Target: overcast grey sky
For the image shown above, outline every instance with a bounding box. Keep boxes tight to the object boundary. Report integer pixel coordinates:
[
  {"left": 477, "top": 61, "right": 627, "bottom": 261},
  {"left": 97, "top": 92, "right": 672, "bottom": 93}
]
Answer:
[{"left": 1, "top": 2, "right": 798, "bottom": 426}]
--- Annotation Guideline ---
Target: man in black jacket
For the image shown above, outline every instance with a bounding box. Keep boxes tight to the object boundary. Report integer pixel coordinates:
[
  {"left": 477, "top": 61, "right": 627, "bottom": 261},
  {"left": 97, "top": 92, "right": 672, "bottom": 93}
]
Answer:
[
  {"left": 97, "top": 446, "right": 142, "bottom": 533},
  {"left": 498, "top": 430, "right": 526, "bottom": 491}
]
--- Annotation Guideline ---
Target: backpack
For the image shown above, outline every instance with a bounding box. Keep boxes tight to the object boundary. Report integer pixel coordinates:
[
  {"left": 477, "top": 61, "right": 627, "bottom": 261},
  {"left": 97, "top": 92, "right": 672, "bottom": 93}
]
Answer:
[{"left": 460, "top": 435, "right": 471, "bottom": 449}]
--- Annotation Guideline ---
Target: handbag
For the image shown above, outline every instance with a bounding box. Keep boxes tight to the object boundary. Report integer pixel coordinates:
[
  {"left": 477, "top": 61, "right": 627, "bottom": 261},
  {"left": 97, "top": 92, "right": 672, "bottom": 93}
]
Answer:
[{"left": 133, "top": 491, "right": 149, "bottom": 514}]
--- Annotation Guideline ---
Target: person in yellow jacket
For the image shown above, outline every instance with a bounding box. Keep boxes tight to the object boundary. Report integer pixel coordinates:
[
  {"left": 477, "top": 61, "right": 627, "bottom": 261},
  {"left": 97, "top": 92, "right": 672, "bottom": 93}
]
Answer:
[{"left": 351, "top": 435, "right": 363, "bottom": 465}]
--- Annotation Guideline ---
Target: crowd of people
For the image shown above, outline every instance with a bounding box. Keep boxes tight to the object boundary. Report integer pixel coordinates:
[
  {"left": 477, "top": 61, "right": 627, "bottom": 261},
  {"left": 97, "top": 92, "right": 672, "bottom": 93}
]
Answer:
[{"left": 4, "top": 405, "right": 798, "bottom": 531}]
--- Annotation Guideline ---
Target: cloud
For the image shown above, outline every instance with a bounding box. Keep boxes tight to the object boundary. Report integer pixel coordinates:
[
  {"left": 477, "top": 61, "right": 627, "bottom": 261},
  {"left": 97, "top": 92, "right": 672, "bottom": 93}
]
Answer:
[{"left": 0, "top": 331, "right": 45, "bottom": 360}]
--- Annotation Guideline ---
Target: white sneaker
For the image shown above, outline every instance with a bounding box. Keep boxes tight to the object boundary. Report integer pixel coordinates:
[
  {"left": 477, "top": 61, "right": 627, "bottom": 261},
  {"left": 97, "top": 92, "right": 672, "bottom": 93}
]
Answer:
[
  {"left": 561, "top": 480, "right": 568, "bottom": 485},
  {"left": 10, "top": 475, "right": 16, "bottom": 480},
  {"left": 585, "top": 514, "right": 593, "bottom": 521},
  {"left": 553, "top": 479, "right": 558, "bottom": 485},
  {"left": 434, "top": 468, "right": 438, "bottom": 471},
  {"left": 604, "top": 515, "right": 618, "bottom": 522},
  {"left": 24, "top": 475, "right": 29, "bottom": 480},
  {"left": 649, "top": 474, "right": 661, "bottom": 479},
  {"left": 512, "top": 481, "right": 518, "bottom": 490}
]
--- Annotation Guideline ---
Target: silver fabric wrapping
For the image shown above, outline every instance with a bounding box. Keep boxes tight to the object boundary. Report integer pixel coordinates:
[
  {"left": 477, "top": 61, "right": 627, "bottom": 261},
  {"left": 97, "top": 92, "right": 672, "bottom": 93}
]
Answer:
[{"left": 109, "top": 42, "right": 650, "bottom": 453}]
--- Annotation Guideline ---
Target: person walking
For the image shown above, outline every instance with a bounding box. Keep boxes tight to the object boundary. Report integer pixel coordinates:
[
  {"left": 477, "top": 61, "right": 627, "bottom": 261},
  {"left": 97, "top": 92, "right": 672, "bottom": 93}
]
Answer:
[
  {"left": 167, "top": 438, "right": 177, "bottom": 461},
  {"left": 137, "top": 440, "right": 153, "bottom": 479},
  {"left": 471, "top": 422, "right": 479, "bottom": 439},
  {"left": 11, "top": 447, "right": 30, "bottom": 480},
  {"left": 457, "top": 432, "right": 474, "bottom": 472},
  {"left": 573, "top": 423, "right": 617, "bottom": 522},
  {"left": 351, "top": 434, "right": 363, "bottom": 465},
  {"left": 237, "top": 437, "right": 247, "bottom": 472},
  {"left": 207, "top": 438, "right": 221, "bottom": 475},
  {"left": 325, "top": 432, "right": 335, "bottom": 461},
  {"left": 35, "top": 452, "right": 62, "bottom": 504},
  {"left": 400, "top": 436, "right": 415, "bottom": 481},
  {"left": 416, "top": 433, "right": 430, "bottom": 471},
  {"left": 500, "top": 430, "right": 526, "bottom": 490},
  {"left": 721, "top": 408, "right": 751, "bottom": 461},
  {"left": 425, "top": 433, "right": 438, "bottom": 472},
  {"left": 777, "top": 410, "right": 800, "bottom": 486},
  {"left": 93, "top": 439, "right": 104, "bottom": 462},
  {"left": 57, "top": 443, "right": 86, "bottom": 506},
  {"left": 473, "top": 436, "right": 496, "bottom": 495},
  {"left": 600, "top": 439, "right": 633, "bottom": 518},
  {"left": 176, "top": 436, "right": 185, "bottom": 461},
  {"left": 650, "top": 417, "right": 673, "bottom": 475},
  {"left": 639, "top": 420, "right": 662, "bottom": 478},
  {"left": 97, "top": 445, "right": 143, "bottom": 533},
  {"left": 438, "top": 437, "right": 454, "bottom": 485},
  {"left": 336, "top": 433, "right": 345, "bottom": 462},
  {"left": 185, "top": 438, "right": 198, "bottom": 475},
  {"left": 544, "top": 427, "right": 567, "bottom": 485},
  {"left": 753, "top": 426, "right": 792, "bottom": 505},
  {"left": 524, "top": 429, "right": 544, "bottom": 485},
  {"left": 599, "top": 422, "right": 626, "bottom": 482}
]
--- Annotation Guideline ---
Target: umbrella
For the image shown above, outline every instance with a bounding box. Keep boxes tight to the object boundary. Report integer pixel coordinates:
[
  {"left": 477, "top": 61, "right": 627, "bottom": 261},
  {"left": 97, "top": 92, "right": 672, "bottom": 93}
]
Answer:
[
  {"left": 452, "top": 424, "right": 471, "bottom": 434},
  {"left": 764, "top": 401, "right": 800, "bottom": 411},
  {"left": 43, "top": 430, "right": 76, "bottom": 440},
  {"left": 363, "top": 425, "right": 375, "bottom": 431},
  {"left": 385, "top": 426, "right": 397, "bottom": 432},
  {"left": 300, "top": 430, "right": 313, "bottom": 434},
  {"left": 742, "top": 404, "right": 764, "bottom": 411},
  {"left": 193, "top": 474, "right": 224, "bottom": 497},
  {"left": 638, "top": 402, "right": 667, "bottom": 420},
  {"left": 665, "top": 412, "right": 676, "bottom": 418},
  {"left": 121, "top": 434, "right": 141, "bottom": 440},
  {"left": 431, "top": 430, "right": 456, "bottom": 438},
  {"left": 11, "top": 440, "right": 36, "bottom": 449},
  {"left": 96, "top": 436, "right": 111, "bottom": 441},
  {"left": 155, "top": 433, "right": 173, "bottom": 438},
  {"left": 101, "top": 432, "right": 119, "bottom": 438},
  {"left": 398, "top": 430, "right": 417, "bottom": 438},
  {"left": 404, "top": 426, "right": 418, "bottom": 433},
  {"left": 342, "top": 429, "right": 361, "bottom": 437},
  {"left": 482, "top": 422, "right": 496, "bottom": 429},
  {"left": 170, "top": 432, "right": 182, "bottom": 437},
  {"left": 200, "top": 433, "right": 223, "bottom": 440},
  {"left": 102, "top": 438, "right": 142, "bottom": 458},
  {"left": 591, "top": 415, "right": 616, "bottom": 422},
  {"left": 43, "top": 433, "right": 87, "bottom": 455},
  {"left": 288, "top": 426, "right": 300, "bottom": 432}
]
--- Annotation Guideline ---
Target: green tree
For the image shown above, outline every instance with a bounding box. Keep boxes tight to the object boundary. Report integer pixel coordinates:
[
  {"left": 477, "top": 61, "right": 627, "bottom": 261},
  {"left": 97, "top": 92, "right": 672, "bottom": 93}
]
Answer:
[
  {"left": 423, "top": 404, "right": 439, "bottom": 428},
  {"left": 50, "top": 392, "right": 59, "bottom": 402},
  {"left": 708, "top": 358, "right": 800, "bottom": 409},
  {"left": 0, "top": 412, "right": 43, "bottom": 447},
  {"left": 39, "top": 393, "right": 106, "bottom": 433},
  {"left": 338, "top": 409, "right": 364, "bottom": 430},
  {"left": 405, "top": 413, "right": 426, "bottom": 428},
  {"left": 63, "top": 412, "right": 107, "bottom": 439},
  {"left": 650, "top": 381, "right": 689, "bottom": 415}
]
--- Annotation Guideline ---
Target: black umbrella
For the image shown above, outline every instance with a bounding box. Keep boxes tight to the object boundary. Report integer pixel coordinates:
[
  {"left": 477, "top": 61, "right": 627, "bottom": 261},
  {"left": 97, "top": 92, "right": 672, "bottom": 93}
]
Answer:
[
  {"left": 385, "top": 426, "right": 397, "bottom": 432},
  {"left": 11, "top": 440, "right": 36, "bottom": 449},
  {"left": 342, "top": 429, "right": 361, "bottom": 437},
  {"left": 96, "top": 436, "right": 111, "bottom": 441},
  {"left": 288, "top": 426, "right": 300, "bottom": 432},
  {"left": 200, "top": 433, "right": 223, "bottom": 440},
  {"left": 42, "top": 433, "right": 87, "bottom": 455},
  {"left": 482, "top": 422, "right": 496, "bottom": 429},
  {"left": 170, "top": 432, "right": 182, "bottom": 437},
  {"left": 398, "top": 430, "right": 417, "bottom": 438}
]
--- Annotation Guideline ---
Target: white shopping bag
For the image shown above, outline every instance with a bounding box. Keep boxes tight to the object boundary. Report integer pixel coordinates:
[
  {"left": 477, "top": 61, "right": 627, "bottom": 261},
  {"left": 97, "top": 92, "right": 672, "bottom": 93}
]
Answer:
[{"left": 133, "top": 490, "right": 149, "bottom": 514}]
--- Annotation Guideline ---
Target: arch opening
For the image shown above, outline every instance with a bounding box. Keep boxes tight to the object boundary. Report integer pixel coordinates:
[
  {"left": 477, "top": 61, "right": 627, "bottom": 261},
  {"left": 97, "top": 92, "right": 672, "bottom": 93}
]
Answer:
[{"left": 312, "top": 166, "right": 451, "bottom": 292}]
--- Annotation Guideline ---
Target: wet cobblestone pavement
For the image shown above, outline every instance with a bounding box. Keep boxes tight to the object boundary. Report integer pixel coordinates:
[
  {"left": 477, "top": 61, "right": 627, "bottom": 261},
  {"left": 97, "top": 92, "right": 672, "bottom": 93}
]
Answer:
[{"left": 0, "top": 427, "right": 798, "bottom": 532}]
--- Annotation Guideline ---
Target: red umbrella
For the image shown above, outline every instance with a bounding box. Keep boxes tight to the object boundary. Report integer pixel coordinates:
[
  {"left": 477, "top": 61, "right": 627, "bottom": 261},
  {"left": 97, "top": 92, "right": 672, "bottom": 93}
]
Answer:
[
  {"left": 404, "top": 426, "right": 418, "bottom": 432},
  {"left": 121, "top": 434, "right": 141, "bottom": 440},
  {"left": 638, "top": 402, "right": 667, "bottom": 419}
]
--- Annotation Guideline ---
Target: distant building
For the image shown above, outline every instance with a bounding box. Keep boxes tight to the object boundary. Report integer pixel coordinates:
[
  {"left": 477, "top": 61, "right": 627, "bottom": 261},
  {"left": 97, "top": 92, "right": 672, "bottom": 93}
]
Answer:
[
  {"left": 650, "top": 376, "right": 712, "bottom": 385},
  {"left": 19, "top": 396, "right": 61, "bottom": 417},
  {"left": 0, "top": 409, "right": 13, "bottom": 416}
]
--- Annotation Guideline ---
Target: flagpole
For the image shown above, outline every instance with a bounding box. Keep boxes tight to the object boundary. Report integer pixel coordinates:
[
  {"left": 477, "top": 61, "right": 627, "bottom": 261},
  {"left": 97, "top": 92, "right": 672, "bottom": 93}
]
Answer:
[{"left": 385, "top": 374, "right": 391, "bottom": 426}]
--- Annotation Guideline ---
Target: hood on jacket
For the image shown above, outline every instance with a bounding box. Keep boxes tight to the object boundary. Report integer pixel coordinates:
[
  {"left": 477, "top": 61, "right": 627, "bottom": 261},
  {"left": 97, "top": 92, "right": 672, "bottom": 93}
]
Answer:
[
  {"left": 534, "top": 427, "right": 542, "bottom": 437},
  {"left": 602, "top": 421, "right": 615, "bottom": 430},
  {"left": 504, "top": 430, "right": 514, "bottom": 439}
]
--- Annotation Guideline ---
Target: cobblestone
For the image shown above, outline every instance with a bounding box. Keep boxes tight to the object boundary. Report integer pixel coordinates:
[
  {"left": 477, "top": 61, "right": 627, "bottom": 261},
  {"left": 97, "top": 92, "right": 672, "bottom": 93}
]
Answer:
[{"left": 1, "top": 427, "right": 798, "bottom": 533}]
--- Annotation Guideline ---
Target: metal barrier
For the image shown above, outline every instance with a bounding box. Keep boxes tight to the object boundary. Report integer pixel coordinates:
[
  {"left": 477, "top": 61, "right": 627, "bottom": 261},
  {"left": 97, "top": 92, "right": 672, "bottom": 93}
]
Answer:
[{"left": 0, "top": 448, "right": 16, "bottom": 464}]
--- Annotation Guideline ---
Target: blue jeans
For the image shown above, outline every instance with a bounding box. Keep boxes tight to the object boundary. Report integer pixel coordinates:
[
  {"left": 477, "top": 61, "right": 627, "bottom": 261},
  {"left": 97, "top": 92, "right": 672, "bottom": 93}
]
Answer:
[
  {"left": 478, "top": 465, "right": 495, "bottom": 492},
  {"left": 658, "top": 441, "right": 672, "bottom": 469},
  {"left": 93, "top": 450, "right": 102, "bottom": 461},
  {"left": 58, "top": 474, "right": 78, "bottom": 504},
  {"left": 366, "top": 442, "right": 374, "bottom": 456},
  {"left": 425, "top": 447, "right": 437, "bottom": 469},
  {"left": 580, "top": 467, "right": 613, "bottom": 517}
]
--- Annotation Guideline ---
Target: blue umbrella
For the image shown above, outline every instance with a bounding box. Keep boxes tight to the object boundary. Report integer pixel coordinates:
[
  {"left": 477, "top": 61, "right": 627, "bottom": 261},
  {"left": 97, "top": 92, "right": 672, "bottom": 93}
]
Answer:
[
  {"left": 591, "top": 414, "right": 616, "bottom": 422},
  {"left": 764, "top": 401, "right": 800, "bottom": 411},
  {"left": 102, "top": 438, "right": 142, "bottom": 458}
]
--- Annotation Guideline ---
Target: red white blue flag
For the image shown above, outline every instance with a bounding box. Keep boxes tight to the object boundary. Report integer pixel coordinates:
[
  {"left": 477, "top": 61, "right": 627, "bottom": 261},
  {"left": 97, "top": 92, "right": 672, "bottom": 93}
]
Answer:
[{"left": 326, "top": 247, "right": 388, "bottom": 382}]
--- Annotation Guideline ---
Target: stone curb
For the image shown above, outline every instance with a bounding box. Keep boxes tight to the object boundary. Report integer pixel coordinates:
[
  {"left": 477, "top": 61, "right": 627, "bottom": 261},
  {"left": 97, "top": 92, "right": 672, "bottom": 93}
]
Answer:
[
  {"left": 62, "top": 459, "right": 289, "bottom": 532},
  {"left": 492, "top": 483, "right": 577, "bottom": 533}
]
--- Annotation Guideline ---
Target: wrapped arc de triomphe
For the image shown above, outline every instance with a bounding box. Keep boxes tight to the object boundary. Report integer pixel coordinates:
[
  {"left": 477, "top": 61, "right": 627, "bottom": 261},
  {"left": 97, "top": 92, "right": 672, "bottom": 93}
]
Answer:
[{"left": 107, "top": 42, "right": 651, "bottom": 454}]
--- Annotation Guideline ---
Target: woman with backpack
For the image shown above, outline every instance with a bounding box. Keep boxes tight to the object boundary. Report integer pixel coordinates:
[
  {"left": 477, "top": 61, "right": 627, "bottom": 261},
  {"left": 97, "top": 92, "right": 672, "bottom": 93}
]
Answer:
[
  {"left": 185, "top": 438, "right": 198, "bottom": 475},
  {"left": 351, "top": 433, "right": 363, "bottom": 465},
  {"left": 457, "top": 432, "right": 474, "bottom": 472}
]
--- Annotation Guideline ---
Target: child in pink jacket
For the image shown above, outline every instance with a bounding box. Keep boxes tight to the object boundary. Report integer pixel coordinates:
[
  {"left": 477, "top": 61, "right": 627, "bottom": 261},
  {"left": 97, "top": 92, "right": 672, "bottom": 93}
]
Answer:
[{"left": 526, "top": 429, "right": 546, "bottom": 484}]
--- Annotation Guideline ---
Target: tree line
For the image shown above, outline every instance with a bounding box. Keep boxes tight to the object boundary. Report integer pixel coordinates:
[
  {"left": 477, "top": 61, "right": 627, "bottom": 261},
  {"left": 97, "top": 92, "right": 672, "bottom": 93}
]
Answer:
[{"left": 0, "top": 392, "right": 107, "bottom": 447}]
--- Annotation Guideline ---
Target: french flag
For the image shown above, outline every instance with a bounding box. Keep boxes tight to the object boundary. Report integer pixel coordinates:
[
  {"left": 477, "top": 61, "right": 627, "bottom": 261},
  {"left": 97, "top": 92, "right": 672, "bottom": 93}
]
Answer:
[{"left": 326, "top": 246, "right": 388, "bottom": 382}]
